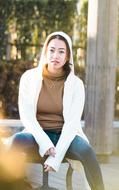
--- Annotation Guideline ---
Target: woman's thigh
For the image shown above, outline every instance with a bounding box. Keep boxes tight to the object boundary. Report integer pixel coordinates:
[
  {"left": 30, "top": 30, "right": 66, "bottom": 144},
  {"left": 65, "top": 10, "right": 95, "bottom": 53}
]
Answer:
[
  {"left": 11, "top": 132, "right": 39, "bottom": 156},
  {"left": 66, "top": 135, "right": 96, "bottom": 162}
]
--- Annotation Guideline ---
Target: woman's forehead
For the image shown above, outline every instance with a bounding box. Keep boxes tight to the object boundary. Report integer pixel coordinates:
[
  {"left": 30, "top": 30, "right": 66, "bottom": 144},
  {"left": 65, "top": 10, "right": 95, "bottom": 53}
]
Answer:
[{"left": 47, "top": 38, "right": 67, "bottom": 49}]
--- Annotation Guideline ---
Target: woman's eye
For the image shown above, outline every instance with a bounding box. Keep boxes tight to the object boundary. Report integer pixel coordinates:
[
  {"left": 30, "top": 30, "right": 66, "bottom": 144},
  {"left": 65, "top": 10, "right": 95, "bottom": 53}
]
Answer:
[
  {"left": 50, "top": 49, "right": 54, "bottom": 53},
  {"left": 59, "top": 51, "right": 65, "bottom": 54}
]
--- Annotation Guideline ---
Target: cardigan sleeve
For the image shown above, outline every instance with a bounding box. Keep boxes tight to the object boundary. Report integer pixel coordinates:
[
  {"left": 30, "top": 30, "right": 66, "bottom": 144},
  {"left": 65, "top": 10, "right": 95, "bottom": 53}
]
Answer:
[
  {"left": 18, "top": 71, "right": 55, "bottom": 157},
  {"left": 44, "top": 79, "right": 88, "bottom": 171}
]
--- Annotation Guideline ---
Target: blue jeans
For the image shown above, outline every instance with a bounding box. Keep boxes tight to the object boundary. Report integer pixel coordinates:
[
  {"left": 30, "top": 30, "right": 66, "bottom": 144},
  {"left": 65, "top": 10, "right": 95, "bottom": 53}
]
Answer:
[{"left": 11, "top": 131, "right": 105, "bottom": 190}]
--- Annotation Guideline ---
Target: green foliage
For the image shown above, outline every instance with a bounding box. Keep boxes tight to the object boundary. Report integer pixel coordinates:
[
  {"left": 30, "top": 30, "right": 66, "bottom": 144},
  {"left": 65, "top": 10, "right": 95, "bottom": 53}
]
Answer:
[
  {"left": 0, "top": 0, "right": 77, "bottom": 61},
  {"left": 0, "top": 0, "right": 78, "bottom": 118},
  {"left": 74, "top": 0, "right": 88, "bottom": 49},
  {"left": 0, "top": 0, "right": 12, "bottom": 60},
  {"left": 78, "top": 0, "right": 88, "bottom": 49},
  {"left": 0, "top": 61, "right": 33, "bottom": 118}
]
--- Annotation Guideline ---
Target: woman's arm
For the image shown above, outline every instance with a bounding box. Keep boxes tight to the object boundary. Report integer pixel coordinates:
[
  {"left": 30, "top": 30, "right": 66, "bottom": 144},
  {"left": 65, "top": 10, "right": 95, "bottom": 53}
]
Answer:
[{"left": 18, "top": 71, "right": 55, "bottom": 157}]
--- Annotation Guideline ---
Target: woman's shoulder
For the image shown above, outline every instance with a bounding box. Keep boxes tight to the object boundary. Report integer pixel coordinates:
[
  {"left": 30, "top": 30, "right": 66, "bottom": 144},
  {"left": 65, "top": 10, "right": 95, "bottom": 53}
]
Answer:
[
  {"left": 20, "top": 67, "right": 38, "bottom": 80},
  {"left": 68, "top": 72, "right": 84, "bottom": 86},
  {"left": 22, "top": 67, "right": 38, "bottom": 76}
]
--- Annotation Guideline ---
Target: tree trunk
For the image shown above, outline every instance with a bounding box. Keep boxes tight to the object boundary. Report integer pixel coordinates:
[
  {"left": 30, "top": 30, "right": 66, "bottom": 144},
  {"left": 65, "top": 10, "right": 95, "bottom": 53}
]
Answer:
[{"left": 85, "top": 0, "right": 118, "bottom": 162}]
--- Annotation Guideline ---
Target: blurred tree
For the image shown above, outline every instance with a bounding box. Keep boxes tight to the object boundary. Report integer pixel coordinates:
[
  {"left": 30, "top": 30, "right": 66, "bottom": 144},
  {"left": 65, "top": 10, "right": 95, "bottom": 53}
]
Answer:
[
  {"left": 0, "top": 0, "right": 77, "bottom": 61},
  {"left": 0, "top": 0, "right": 78, "bottom": 118},
  {"left": 0, "top": 0, "right": 13, "bottom": 60},
  {"left": 73, "top": 0, "right": 88, "bottom": 50}
]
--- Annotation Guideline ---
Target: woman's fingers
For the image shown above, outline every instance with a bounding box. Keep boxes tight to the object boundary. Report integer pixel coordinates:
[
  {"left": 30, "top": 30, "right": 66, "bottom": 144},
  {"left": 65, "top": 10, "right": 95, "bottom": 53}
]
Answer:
[
  {"left": 44, "top": 165, "right": 50, "bottom": 172},
  {"left": 45, "top": 150, "right": 49, "bottom": 155},
  {"left": 49, "top": 147, "right": 56, "bottom": 157},
  {"left": 44, "top": 164, "right": 55, "bottom": 172},
  {"left": 45, "top": 147, "right": 56, "bottom": 157},
  {"left": 44, "top": 164, "right": 48, "bottom": 169}
]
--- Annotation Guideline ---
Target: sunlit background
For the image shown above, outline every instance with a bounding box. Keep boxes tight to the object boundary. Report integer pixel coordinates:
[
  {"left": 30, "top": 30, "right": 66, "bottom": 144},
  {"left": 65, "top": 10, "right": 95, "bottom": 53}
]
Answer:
[
  {"left": 0, "top": 1, "right": 119, "bottom": 189},
  {"left": 0, "top": 0, "right": 118, "bottom": 120}
]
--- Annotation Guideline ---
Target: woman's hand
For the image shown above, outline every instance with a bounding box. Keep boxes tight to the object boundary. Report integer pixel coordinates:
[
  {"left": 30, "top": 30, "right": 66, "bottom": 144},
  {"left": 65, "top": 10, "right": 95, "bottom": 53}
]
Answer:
[
  {"left": 44, "top": 164, "right": 55, "bottom": 172},
  {"left": 45, "top": 147, "right": 56, "bottom": 157},
  {"left": 44, "top": 147, "right": 56, "bottom": 172}
]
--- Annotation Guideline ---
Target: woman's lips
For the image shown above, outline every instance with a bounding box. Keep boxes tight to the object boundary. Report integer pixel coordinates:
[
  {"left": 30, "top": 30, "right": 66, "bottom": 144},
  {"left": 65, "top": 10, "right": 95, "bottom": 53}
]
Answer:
[{"left": 51, "top": 60, "right": 60, "bottom": 64}]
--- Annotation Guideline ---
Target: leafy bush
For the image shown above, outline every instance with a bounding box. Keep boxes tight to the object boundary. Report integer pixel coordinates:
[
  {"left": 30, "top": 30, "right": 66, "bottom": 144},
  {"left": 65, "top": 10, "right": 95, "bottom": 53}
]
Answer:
[{"left": 0, "top": 61, "right": 33, "bottom": 118}]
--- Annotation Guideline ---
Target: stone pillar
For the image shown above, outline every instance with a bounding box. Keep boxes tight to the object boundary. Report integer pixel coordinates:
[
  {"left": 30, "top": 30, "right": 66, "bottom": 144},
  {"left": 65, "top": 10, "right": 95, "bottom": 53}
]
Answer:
[{"left": 85, "top": 0, "right": 118, "bottom": 162}]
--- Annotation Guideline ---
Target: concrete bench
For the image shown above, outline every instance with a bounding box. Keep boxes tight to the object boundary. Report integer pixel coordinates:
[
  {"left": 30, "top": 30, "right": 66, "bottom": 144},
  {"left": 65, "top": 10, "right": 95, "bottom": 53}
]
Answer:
[{"left": 0, "top": 119, "right": 76, "bottom": 190}]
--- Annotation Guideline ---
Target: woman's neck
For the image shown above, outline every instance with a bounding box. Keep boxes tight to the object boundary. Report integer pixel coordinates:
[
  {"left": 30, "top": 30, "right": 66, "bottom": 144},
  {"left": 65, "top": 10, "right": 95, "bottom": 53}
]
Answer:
[{"left": 47, "top": 65, "right": 63, "bottom": 75}]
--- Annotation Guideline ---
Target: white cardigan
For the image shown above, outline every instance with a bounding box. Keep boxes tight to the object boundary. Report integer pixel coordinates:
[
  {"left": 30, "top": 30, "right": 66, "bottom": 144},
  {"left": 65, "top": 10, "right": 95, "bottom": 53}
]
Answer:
[{"left": 18, "top": 67, "right": 89, "bottom": 171}]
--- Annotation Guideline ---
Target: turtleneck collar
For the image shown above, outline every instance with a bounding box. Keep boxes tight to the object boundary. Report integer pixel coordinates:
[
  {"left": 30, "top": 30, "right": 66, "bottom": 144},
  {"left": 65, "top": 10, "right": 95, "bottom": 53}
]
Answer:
[{"left": 43, "top": 64, "right": 66, "bottom": 80}]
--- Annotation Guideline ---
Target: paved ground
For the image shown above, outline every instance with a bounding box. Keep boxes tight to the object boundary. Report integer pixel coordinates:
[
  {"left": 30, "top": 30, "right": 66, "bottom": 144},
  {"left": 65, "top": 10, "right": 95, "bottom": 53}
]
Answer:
[
  {"left": 101, "top": 155, "right": 119, "bottom": 190},
  {"left": 26, "top": 155, "right": 119, "bottom": 190}
]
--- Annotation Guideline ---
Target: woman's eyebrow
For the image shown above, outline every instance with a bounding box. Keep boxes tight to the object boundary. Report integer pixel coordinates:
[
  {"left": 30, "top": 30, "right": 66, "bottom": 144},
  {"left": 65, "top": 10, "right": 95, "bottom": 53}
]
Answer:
[
  {"left": 59, "top": 48, "right": 66, "bottom": 50},
  {"left": 50, "top": 47, "right": 65, "bottom": 50}
]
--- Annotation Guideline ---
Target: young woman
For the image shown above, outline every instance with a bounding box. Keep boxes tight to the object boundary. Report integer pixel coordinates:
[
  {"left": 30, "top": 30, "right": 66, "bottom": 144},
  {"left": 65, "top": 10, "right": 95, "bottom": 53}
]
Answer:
[{"left": 12, "top": 31, "right": 105, "bottom": 190}]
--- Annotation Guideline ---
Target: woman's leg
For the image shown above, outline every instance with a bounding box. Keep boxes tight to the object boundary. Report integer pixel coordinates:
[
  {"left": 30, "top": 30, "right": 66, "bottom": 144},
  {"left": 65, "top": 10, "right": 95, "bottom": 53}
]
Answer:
[
  {"left": 10, "top": 131, "right": 61, "bottom": 161},
  {"left": 66, "top": 136, "right": 105, "bottom": 190},
  {"left": 10, "top": 133, "right": 40, "bottom": 161},
  {"left": 10, "top": 131, "right": 60, "bottom": 189}
]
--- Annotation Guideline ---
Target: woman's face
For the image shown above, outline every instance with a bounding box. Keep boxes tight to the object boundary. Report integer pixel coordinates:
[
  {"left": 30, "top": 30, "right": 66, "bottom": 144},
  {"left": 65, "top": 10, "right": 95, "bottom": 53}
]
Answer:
[{"left": 46, "top": 38, "right": 68, "bottom": 73}]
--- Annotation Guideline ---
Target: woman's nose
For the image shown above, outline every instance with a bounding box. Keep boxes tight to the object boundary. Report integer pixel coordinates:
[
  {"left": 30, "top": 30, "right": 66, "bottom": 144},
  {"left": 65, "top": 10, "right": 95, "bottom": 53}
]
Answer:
[{"left": 53, "top": 51, "right": 59, "bottom": 58}]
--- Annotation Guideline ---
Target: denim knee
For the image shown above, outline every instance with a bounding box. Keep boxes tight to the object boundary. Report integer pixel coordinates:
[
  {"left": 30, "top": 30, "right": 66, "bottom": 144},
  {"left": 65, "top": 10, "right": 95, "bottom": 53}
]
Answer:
[
  {"left": 11, "top": 133, "right": 36, "bottom": 149},
  {"left": 67, "top": 136, "right": 96, "bottom": 161},
  {"left": 80, "top": 143, "right": 96, "bottom": 159}
]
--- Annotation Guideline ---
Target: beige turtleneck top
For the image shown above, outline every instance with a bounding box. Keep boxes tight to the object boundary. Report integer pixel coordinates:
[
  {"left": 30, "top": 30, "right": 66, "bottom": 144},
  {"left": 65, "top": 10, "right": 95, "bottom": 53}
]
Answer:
[{"left": 36, "top": 64, "right": 66, "bottom": 132}]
